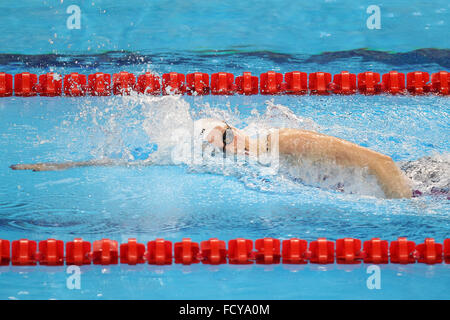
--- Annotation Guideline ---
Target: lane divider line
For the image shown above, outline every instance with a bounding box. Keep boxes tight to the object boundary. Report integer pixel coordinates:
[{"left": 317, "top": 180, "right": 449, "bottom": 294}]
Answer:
[
  {"left": 0, "top": 237, "right": 448, "bottom": 266},
  {"left": 0, "top": 70, "right": 448, "bottom": 97}
]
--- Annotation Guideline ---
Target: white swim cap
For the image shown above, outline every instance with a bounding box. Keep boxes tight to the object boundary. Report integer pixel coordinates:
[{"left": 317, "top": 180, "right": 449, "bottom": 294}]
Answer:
[{"left": 194, "top": 118, "right": 226, "bottom": 142}]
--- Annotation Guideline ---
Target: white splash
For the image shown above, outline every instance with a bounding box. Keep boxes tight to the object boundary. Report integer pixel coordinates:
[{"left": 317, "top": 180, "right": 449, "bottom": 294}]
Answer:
[
  {"left": 399, "top": 153, "right": 450, "bottom": 195},
  {"left": 68, "top": 95, "right": 446, "bottom": 198}
]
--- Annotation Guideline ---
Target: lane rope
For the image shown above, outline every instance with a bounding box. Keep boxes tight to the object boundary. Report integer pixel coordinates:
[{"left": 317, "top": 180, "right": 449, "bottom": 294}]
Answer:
[
  {"left": 0, "top": 237, "right": 448, "bottom": 266},
  {"left": 0, "top": 70, "right": 448, "bottom": 97}
]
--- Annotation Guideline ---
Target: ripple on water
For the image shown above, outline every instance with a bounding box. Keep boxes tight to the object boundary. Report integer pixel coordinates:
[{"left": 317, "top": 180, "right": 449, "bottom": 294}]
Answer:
[{"left": 0, "top": 94, "right": 448, "bottom": 243}]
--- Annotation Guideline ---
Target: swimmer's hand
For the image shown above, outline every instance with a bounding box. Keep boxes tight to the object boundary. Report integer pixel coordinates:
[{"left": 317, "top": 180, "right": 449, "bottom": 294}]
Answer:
[
  {"left": 10, "top": 159, "right": 154, "bottom": 172},
  {"left": 11, "top": 163, "right": 67, "bottom": 171}
]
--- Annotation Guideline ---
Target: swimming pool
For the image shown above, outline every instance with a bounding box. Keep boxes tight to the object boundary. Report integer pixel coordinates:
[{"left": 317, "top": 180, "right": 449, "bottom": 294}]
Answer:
[{"left": 0, "top": 0, "right": 449, "bottom": 300}]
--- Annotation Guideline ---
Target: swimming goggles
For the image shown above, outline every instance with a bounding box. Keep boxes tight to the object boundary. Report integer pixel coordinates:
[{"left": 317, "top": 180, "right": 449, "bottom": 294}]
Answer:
[{"left": 222, "top": 123, "right": 234, "bottom": 154}]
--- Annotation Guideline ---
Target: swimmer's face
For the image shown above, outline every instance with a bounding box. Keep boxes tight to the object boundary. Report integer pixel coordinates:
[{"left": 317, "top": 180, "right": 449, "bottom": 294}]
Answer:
[{"left": 206, "top": 123, "right": 250, "bottom": 155}]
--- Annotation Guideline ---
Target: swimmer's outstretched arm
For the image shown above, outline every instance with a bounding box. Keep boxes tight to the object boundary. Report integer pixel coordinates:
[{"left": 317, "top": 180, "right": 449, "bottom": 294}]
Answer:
[
  {"left": 10, "top": 158, "right": 154, "bottom": 172},
  {"left": 271, "top": 129, "right": 412, "bottom": 199}
]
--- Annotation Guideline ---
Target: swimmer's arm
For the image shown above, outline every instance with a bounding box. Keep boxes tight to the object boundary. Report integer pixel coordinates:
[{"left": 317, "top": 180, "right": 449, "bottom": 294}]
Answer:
[
  {"left": 272, "top": 129, "right": 412, "bottom": 199},
  {"left": 10, "top": 158, "right": 154, "bottom": 172}
]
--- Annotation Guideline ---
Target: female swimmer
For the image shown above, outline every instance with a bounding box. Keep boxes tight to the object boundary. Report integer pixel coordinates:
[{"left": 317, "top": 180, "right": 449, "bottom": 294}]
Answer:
[{"left": 10, "top": 118, "right": 414, "bottom": 199}]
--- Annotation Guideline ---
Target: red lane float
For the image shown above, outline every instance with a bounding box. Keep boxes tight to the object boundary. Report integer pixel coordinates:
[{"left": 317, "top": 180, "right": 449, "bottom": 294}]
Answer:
[
  {"left": 381, "top": 71, "right": 406, "bottom": 94},
  {"left": 211, "top": 72, "right": 234, "bottom": 95},
  {"left": 88, "top": 72, "right": 111, "bottom": 96},
  {"left": 174, "top": 238, "right": 200, "bottom": 265},
  {"left": 93, "top": 239, "right": 118, "bottom": 265},
  {"left": 444, "top": 239, "right": 450, "bottom": 264},
  {"left": 0, "top": 72, "right": 13, "bottom": 97},
  {"left": 331, "top": 71, "right": 357, "bottom": 95},
  {"left": 38, "top": 239, "right": 64, "bottom": 266},
  {"left": 113, "top": 71, "right": 136, "bottom": 95},
  {"left": 37, "top": 72, "right": 62, "bottom": 96},
  {"left": 14, "top": 72, "right": 38, "bottom": 96},
  {"left": 66, "top": 238, "right": 91, "bottom": 265},
  {"left": 0, "top": 239, "right": 11, "bottom": 265},
  {"left": 137, "top": 72, "right": 161, "bottom": 95},
  {"left": 431, "top": 71, "right": 449, "bottom": 95},
  {"left": 235, "top": 72, "right": 258, "bottom": 95},
  {"left": 358, "top": 72, "right": 381, "bottom": 95},
  {"left": 284, "top": 71, "right": 308, "bottom": 95},
  {"left": 407, "top": 71, "right": 430, "bottom": 95},
  {"left": 162, "top": 72, "right": 185, "bottom": 95},
  {"left": 186, "top": 72, "right": 210, "bottom": 95},
  {"left": 309, "top": 72, "right": 332, "bottom": 95},
  {"left": 200, "top": 238, "right": 227, "bottom": 265},
  {"left": 415, "top": 238, "right": 443, "bottom": 264},
  {"left": 11, "top": 239, "right": 37, "bottom": 265},
  {"left": 336, "top": 238, "right": 363, "bottom": 264},
  {"left": 64, "top": 72, "right": 87, "bottom": 96},
  {"left": 282, "top": 238, "right": 308, "bottom": 264},
  {"left": 390, "top": 237, "right": 416, "bottom": 264},
  {"left": 120, "top": 238, "right": 146, "bottom": 265},
  {"left": 228, "top": 238, "right": 253, "bottom": 264},
  {"left": 260, "top": 71, "right": 284, "bottom": 95},
  {"left": 147, "top": 239, "right": 172, "bottom": 265},
  {"left": 309, "top": 238, "right": 334, "bottom": 264},
  {"left": 255, "top": 238, "right": 281, "bottom": 264},
  {"left": 363, "top": 238, "right": 389, "bottom": 264}
]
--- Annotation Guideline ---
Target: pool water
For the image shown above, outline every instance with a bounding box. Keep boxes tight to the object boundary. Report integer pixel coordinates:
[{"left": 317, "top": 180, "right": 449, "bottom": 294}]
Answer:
[
  {"left": 0, "top": 75, "right": 449, "bottom": 299},
  {"left": 1, "top": 0, "right": 449, "bottom": 54},
  {"left": 0, "top": 0, "right": 449, "bottom": 300}
]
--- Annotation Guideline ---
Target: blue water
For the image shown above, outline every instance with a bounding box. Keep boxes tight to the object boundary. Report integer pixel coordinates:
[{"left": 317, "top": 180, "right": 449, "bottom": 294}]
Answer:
[
  {"left": 0, "top": 0, "right": 449, "bottom": 54},
  {"left": 0, "top": 0, "right": 449, "bottom": 300},
  {"left": 0, "top": 91, "right": 449, "bottom": 299}
]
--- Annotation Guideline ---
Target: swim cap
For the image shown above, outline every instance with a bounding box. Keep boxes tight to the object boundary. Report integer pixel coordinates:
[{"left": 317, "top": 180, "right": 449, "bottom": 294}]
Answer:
[{"left": 194, "top": 118, "right": 227, "bottom": 142}]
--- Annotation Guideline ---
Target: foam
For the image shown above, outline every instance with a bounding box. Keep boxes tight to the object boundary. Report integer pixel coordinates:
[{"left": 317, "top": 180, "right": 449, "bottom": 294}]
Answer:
[
  {"left": 399, "top": 153, "right": 450, "bottom": 196},
  {"left": 71, "top": 94, "right": 448, "bottom": 198}
]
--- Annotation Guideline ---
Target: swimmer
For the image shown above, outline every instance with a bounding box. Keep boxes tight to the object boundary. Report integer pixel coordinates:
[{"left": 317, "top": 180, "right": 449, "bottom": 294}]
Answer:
[{"left": 10, "top": 118, "right": 415, "bottom": 199}]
